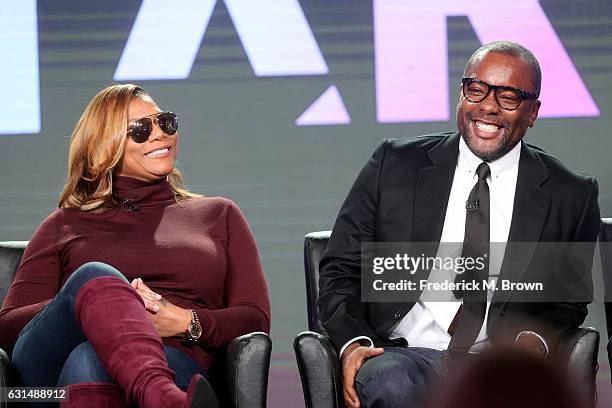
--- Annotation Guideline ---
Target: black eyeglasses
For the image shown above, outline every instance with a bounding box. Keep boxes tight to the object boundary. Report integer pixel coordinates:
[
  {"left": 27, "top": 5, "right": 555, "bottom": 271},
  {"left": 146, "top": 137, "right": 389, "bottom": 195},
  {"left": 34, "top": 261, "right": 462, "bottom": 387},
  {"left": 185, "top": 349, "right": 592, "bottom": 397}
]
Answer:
[
  {"left": 461, "top": 78, "right": 538, "bottom": 111},
  {"left": 127, "top": 111, "right": 178, "bottom": 143}
]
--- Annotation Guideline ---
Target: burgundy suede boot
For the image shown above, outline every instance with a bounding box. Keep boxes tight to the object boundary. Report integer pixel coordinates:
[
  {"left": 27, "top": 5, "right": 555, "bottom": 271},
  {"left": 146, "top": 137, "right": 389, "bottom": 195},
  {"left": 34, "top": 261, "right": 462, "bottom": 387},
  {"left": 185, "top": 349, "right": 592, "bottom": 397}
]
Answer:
[
  {"left": 75, "top": 276, "right": 218, "bottom": 408},
  {"left": 185, "top": 374, "right": 221, "bottom": 408},
  {"left": 61, "top": 382, "right": 127, "bottom": 408},
  {"left": 60, "top": 377, "right": 218, "bottom": 408}
]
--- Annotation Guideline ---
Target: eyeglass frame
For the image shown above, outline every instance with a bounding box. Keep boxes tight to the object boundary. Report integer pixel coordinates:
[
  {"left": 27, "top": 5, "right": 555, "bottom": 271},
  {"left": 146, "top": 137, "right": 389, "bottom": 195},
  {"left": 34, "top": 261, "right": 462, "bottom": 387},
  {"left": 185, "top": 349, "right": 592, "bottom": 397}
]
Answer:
[
  {"left": 126, "top": 111, "right": 178, "bottom": 143},
  {"left": 460, "top": 77, "right": 539, "bottom": 111}
]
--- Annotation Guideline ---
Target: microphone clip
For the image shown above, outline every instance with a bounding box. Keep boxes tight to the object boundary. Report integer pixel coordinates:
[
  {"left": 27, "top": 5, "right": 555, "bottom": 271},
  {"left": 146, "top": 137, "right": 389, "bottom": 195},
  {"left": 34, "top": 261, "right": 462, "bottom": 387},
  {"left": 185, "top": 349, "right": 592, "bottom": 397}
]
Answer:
[
  {"left": 122, "top": 199, "right": 139, "bottom": 212},
  {"left": 465, "top": 199, "right": 480, "bottom": 212}
]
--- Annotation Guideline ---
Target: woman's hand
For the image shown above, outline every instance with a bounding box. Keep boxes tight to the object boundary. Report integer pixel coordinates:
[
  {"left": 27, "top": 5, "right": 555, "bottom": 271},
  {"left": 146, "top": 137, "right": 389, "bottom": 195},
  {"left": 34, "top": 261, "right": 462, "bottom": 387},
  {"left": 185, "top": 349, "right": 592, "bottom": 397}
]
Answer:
[{"left": 131, "top": 278, "right": 192, "bottom": 338}]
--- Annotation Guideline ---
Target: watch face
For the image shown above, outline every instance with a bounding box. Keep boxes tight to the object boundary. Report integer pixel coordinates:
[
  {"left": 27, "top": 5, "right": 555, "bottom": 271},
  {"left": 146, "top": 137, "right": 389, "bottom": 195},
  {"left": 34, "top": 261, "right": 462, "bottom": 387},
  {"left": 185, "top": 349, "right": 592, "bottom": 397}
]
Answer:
[{"left": 189, "top": 320, "right": 202, "bottom": 339}]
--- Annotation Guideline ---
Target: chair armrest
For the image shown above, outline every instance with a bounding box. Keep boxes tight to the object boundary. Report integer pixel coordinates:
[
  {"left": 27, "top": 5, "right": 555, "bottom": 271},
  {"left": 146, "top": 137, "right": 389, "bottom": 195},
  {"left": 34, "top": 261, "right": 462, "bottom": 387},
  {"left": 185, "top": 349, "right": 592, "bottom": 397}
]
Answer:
[
  {"left": 225, "top": 332, "right": 271, "bottom": 408},
  {"left": 294, "top": 331, "right": 343, "bottom": 408},
  {"left": 559, "top": 327, "right": 599, "bottom": 407},
  {"left": 608, "top": 336, "right": 612, "bottom": 385},
  {"left": 0, "top": 347, "right": 17, "bottom": 387}
]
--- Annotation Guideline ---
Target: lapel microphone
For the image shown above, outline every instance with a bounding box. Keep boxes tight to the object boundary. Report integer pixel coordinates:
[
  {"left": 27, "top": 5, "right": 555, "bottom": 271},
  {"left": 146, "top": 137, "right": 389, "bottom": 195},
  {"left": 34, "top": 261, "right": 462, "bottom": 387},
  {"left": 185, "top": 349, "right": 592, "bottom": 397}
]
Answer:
[
  {"left": 122, "top": 199, "right": 139, "bottom": 212},
  {"left": 465, "top": 199, "right": 480, "bottom": 212}
]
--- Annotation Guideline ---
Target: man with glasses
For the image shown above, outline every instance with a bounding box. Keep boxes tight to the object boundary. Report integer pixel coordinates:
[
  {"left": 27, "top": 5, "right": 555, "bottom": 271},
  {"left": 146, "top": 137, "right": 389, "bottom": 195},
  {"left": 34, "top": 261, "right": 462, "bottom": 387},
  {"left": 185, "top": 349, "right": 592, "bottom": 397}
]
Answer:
[{"left": 318, "top": 41, "right": 600, "bottom": 408}]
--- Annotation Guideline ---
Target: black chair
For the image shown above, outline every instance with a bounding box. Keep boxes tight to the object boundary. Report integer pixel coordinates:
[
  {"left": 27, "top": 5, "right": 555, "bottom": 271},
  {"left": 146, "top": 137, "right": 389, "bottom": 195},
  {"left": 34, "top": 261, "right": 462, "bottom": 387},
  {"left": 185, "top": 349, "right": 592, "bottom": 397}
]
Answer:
[
  {"left": 599, "top": 218, "right": 612, "bottom": 383},
  {"left": 0, "top": 241, "right": 271, "bottom": 408},
  {"left": 294, "top": 231, "right": 601, "bottom": 408}
]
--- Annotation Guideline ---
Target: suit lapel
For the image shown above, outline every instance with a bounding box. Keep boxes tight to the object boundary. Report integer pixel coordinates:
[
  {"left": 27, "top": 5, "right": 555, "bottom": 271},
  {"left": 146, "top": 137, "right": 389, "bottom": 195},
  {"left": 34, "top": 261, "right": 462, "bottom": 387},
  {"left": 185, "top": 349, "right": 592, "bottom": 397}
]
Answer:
[
  {"left": 413, "top": 133, "right": 459, "bottom": 243},
  {"left": 493, "top": 142, "right": 551, "bottom": 305}
]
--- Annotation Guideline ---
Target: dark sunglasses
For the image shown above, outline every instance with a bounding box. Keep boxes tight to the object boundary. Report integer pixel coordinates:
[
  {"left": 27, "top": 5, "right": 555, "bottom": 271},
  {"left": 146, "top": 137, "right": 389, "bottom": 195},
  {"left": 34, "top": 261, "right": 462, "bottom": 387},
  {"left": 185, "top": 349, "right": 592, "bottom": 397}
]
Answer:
[{"left": 127, "top": 111, "right": 178, "bottom": 143}]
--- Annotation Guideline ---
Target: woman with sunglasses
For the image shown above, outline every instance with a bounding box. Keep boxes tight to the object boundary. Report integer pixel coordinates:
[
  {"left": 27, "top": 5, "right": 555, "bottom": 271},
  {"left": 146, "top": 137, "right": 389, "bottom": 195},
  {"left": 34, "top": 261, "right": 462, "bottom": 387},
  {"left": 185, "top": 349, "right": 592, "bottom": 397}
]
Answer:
[{"left": 0, "top": 84, "right": 270, "bottom": 407}]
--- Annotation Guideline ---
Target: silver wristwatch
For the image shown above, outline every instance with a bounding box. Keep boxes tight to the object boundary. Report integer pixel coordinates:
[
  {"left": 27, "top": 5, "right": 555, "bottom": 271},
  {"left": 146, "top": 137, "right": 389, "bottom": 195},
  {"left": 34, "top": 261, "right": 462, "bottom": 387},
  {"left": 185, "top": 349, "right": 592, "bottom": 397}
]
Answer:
[{"left": 182, "top": 309, "right": 202, "bottom": 344}]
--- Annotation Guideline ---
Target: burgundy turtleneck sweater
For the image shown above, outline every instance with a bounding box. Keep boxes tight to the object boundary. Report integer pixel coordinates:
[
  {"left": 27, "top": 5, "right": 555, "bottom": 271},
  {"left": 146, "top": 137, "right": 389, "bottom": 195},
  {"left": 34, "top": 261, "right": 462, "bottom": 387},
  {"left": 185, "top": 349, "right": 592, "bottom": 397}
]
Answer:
[{"left": 0, "top": 177, "right": 270, "bottom": 371}]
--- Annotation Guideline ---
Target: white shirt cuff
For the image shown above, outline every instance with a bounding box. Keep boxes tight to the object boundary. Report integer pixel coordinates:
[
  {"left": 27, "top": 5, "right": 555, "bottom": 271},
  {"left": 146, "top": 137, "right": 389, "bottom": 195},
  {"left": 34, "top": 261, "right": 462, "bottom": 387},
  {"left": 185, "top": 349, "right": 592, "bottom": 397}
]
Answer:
[
  {"left": 339, "top": 336, "right": 374, "bottom": 359},
  {"left": 515, "top": 330, "right": 549, "bottom": 356}
]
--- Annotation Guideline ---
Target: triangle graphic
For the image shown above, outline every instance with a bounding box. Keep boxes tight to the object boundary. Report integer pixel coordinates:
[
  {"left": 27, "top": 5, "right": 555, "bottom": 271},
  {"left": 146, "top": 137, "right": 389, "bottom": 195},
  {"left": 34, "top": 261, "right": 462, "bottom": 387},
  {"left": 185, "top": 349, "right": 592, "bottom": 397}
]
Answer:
[{"left": 295, "top": 85, "right": 351, "bottom": 126}]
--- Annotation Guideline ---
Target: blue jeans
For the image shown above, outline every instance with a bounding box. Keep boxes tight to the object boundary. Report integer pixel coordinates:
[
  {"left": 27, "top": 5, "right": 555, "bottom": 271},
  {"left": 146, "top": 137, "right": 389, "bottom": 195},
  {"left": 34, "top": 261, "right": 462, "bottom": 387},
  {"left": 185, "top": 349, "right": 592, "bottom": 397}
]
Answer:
[
  {"left": 12, "top": 262, "right": 206, "bottom": 390},
  {"left": 355, "top": 347, "right": 446, "bottom": 408}
]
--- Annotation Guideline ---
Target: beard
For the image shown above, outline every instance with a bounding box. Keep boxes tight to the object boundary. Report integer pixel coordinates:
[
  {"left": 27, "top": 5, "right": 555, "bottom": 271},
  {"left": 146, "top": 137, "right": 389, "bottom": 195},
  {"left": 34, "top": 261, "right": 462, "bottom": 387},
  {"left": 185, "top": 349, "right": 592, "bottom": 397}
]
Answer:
[{"left": 457, "top": 111, "right": 522, "bottom": 162}]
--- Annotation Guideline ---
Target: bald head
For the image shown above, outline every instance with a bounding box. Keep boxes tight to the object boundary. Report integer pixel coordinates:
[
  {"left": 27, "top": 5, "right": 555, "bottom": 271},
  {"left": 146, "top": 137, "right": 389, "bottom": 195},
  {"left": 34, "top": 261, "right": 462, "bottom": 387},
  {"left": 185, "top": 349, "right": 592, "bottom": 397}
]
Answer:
[{"left": 464, "top": 41, "right": 541, "bottom": 97}]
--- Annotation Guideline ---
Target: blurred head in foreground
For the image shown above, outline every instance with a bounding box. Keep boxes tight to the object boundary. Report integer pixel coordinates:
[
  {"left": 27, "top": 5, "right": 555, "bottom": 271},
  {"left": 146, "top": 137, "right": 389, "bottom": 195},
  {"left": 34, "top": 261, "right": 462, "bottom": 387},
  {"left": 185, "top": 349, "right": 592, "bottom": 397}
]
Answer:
[{"left": 428, "top": 347, "right": 584, "bottom": 408}]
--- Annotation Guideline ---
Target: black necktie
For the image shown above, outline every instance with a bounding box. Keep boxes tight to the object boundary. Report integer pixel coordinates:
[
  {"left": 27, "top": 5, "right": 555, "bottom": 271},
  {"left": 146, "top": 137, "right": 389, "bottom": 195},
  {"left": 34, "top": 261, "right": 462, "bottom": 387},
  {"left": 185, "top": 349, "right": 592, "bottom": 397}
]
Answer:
[{"left": 448, "top": 162, "right": 490, "bottom": 357}]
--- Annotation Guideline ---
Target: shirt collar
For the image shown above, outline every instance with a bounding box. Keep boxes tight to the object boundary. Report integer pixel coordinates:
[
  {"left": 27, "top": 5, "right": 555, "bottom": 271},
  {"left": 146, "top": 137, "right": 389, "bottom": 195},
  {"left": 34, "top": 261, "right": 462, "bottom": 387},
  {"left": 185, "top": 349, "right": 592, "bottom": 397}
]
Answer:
[{"left": 458, "top": 137, "right": 521, "bottom": 182}]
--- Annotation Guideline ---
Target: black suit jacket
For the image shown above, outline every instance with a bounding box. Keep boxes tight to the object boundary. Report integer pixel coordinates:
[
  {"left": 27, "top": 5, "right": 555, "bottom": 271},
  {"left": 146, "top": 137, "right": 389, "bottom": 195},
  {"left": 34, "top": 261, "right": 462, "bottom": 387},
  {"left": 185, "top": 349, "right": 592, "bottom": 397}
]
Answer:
[{"left": 318, "top": 132, "right": 600, "bottom": 356}]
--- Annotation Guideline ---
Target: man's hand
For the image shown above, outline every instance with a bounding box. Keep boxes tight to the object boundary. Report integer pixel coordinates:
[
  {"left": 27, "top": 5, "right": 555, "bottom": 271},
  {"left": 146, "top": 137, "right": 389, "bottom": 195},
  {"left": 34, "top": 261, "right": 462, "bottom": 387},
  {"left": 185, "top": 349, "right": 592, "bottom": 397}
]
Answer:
[
  {"left": 341, "top": 343, "right": 384, "bottom": 408},
  {"left": 131, "top": 278, "right": 192, "bottom": 338}
]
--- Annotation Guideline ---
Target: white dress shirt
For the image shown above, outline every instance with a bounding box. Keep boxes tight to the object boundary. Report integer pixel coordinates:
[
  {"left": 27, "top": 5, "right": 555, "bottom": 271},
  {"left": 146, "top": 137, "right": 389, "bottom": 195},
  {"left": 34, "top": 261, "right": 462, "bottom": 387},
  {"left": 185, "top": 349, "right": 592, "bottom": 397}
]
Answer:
[{"left": 340, "top": 137, "right": 521, "bottom": 357}]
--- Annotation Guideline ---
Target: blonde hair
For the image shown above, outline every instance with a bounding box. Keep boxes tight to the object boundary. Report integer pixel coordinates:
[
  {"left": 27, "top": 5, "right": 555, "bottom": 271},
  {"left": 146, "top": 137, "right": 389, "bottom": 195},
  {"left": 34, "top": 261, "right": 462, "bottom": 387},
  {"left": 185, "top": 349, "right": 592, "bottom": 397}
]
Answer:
[{"left": 59, "top": 84, "right": 198, "bottom": 212}]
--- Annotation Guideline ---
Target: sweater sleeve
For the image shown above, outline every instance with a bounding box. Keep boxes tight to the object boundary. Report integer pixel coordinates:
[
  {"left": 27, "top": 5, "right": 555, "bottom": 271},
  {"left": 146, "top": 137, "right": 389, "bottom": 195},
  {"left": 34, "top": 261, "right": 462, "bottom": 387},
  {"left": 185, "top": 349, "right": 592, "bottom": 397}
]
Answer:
[
  {"left": 0, "top": 210, "right": 62, "bottom": 350},
  {"left": 194, "top": 201, "right": 271, "bottom": 347}
]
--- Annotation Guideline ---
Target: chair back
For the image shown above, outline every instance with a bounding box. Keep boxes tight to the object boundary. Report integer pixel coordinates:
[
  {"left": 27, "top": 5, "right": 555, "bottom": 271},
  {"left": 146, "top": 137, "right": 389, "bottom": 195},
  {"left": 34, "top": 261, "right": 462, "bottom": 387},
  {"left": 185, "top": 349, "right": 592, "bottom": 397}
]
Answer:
[
  {"left": 0, "top": 242, "right": 27, "bottom": 304},
  {"left": 599, "top": 220, "right": 612, "bottom": 335},
  {"left": 599, "top": 218, "right": 612, "bottom": 377},
  {"left": 303, "top": 231, "right": 331, "bottom": 333}
]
